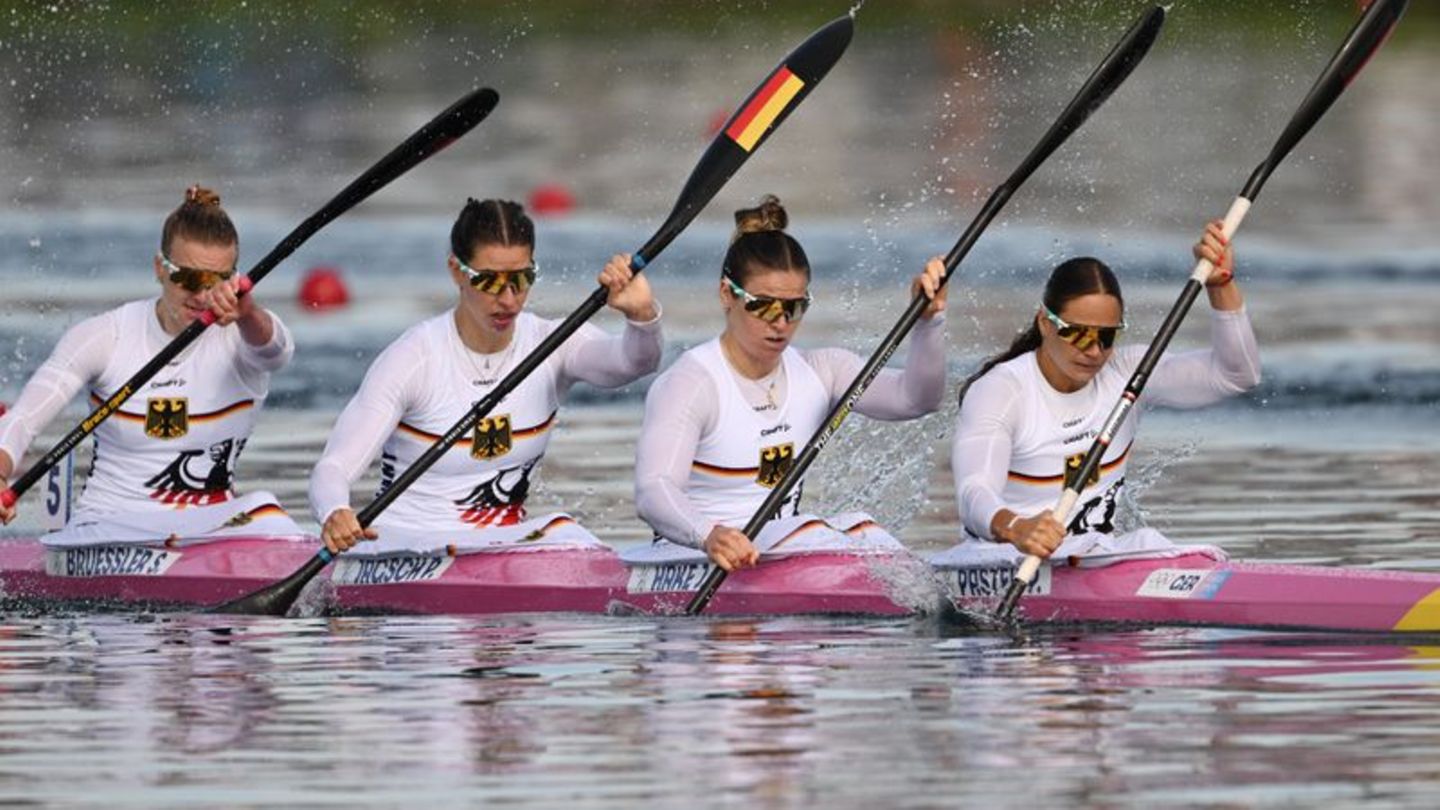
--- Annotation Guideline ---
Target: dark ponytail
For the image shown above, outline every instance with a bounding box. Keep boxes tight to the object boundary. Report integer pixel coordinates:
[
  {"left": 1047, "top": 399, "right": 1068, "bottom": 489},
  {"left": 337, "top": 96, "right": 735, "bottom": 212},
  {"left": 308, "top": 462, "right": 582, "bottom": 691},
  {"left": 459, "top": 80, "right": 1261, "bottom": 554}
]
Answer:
[
  {"left": 450, "top": 198, "right": 535, "bottom": 262},
  {"left": 722, "top": 194, "right": 810, "bottom": 285},
  {"left": 160, "top": 185, "right": 238, "bottom": 255},
  {"left": 958, "top": 257, "right": 1123, "bottom": 404}
]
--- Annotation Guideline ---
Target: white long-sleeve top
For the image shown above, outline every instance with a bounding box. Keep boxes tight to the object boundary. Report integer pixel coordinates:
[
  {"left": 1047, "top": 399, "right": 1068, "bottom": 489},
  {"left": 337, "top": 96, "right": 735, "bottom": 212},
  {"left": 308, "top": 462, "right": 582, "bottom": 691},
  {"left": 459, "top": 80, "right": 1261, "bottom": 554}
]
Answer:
[
  {"left": 951, "top": 307, "right": 1261, "bottom": 540},
  {"left": 635, "top": 315, "right": 947, "bottom": 547},
  {"left": 0, "top": 299, "right": 292, "bottom": 516},
  {"left": 308, "top": 309, "right": 662, "bottom": 529}
]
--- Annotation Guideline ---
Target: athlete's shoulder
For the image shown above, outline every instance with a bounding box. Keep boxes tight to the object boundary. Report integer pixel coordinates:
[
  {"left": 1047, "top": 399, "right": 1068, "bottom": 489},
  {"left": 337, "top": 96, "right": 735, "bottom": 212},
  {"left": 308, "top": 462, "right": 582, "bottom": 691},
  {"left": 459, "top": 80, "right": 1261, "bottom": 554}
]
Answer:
[
  {"left": 650, "top": 341, "right": 717, "bottom": 391},
  {"left": 975, "top": 353, "right": 1034, "bottom": 392}
]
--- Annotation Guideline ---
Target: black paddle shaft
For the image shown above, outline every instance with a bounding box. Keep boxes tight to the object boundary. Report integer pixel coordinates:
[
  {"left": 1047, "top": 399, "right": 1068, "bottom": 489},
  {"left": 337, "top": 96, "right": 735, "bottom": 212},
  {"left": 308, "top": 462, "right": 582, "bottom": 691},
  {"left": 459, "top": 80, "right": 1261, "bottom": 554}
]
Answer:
[
  {"left": 995, "top": 0, "right": 1411, "bottom": 620},
  {"left": 684, "top": 6, "right": 1168, "bottom": 616},
  {"left": 210, "top": 14, "right": 856, "bottom": 616},
  {"left": 1, "top": 88, "right": 501, "bottom": 509}
]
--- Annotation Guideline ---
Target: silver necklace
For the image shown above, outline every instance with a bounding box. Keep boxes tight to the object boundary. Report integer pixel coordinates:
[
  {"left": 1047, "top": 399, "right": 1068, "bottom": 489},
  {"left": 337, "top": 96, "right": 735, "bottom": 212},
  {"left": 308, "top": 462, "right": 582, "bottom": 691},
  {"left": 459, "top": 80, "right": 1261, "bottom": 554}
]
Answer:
[{"left": 461, "top": 337, "right": 517, "bottom": 387}]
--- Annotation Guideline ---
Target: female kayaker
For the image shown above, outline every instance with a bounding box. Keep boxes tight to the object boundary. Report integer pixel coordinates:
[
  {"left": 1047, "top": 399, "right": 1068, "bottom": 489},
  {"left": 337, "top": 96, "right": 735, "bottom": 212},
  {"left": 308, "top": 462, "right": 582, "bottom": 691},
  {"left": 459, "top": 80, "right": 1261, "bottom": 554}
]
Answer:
[
  {"left": 633, "top": 195, "right": 947, "bottom": 572},
  {"left": 311, "top": 198, "right": 662, "bottom": 554},
  {"left": 948, "top": 222, "right": 1260, "bottom": 560},
  {"left": 0, "top": 186, "right": 301, "bottom": 539}
]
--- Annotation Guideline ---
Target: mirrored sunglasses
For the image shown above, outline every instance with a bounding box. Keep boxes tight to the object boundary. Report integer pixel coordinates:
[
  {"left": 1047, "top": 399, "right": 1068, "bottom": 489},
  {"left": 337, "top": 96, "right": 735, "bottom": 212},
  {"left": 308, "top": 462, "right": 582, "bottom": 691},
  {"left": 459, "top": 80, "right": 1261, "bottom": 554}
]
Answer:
[
  {"left": 158, "top": 253, "right": 236, "bottom": 292},
  {"left": 726, "top": 276, "right": 812, "bottom": 324},
  {"left": 456, "top": 255, "right": 537, "bottom": 295},
  {"left": 1043, "top": 304, "right": 1125, "bottom": 350}
]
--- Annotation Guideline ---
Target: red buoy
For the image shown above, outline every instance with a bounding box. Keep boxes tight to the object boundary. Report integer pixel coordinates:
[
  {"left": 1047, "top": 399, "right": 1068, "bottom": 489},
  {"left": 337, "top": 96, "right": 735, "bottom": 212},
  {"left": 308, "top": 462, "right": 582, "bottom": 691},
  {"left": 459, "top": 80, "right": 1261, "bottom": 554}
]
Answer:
[
  {"left": 298, "top": 266, "right": 350, "bottom": 311},
  {"left": 528, "top": 183, "right": 576, "bottom": 217},
  {"left": 706, "top": 107, "right": 731, "bottom": 138}
]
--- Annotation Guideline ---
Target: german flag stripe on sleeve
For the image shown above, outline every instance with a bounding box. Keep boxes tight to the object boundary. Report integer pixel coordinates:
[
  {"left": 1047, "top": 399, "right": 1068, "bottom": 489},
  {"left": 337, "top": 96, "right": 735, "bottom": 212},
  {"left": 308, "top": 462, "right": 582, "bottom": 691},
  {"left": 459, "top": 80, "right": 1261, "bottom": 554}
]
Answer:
[
  {"left": 692, "top": 460, "right": 759, "bottom": 478},
  {"left": 397, "top": 411, "right": 556, "bottom": 447},
  {"left": 1007, "top": 442, "right": 1133, "bottom": 485},
  {"left": 726, "top": 66, "right": 806, "bottom": 152},
  {"left": 89, "top": 394, "right": 253, "bottom": 422},
  {"left": 512, "top": 412, "right": 557, "bottom": 439}
]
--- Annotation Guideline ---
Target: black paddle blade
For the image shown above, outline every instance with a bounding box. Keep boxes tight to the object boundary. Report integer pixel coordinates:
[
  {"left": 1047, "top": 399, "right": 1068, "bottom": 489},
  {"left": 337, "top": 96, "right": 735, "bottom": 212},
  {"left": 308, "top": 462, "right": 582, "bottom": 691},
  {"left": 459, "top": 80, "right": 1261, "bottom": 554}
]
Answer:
[
  {"left": 1005, "top": 5, "right": 1164, "bottom": 193},
  {"left": 635, "top": 15, "right": 853, "bottom": 264},
  {"left": 211, "top": 553, "right": 332, "bottom": 615},
  {"left": 246, "top": 86, "right": 501, "bottom": 287},
  {"left": 1242, "top": 0, "right": 1409, "bottom": 201}
]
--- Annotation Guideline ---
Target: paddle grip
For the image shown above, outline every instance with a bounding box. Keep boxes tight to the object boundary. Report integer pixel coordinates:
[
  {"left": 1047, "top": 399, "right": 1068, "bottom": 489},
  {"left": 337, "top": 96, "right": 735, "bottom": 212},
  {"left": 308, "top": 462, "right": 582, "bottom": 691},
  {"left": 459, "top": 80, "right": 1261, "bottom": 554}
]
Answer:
[
  {"left": 197, "top": 275, "right": 258, "bottom": 327},
  {"left": 1188, "top": 197, "right": 1252, "bottom": 284}
]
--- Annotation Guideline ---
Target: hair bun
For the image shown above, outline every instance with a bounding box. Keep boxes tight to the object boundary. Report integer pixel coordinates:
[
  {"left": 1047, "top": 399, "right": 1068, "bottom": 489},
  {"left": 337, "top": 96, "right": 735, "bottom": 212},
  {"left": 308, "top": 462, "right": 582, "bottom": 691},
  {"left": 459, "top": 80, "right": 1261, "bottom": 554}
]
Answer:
[
  {"left": 184, "top": 185, "right": 222, "bottom": 207},
  {"left": 732, "top": 194, "right": 788, "bottom": 241}
]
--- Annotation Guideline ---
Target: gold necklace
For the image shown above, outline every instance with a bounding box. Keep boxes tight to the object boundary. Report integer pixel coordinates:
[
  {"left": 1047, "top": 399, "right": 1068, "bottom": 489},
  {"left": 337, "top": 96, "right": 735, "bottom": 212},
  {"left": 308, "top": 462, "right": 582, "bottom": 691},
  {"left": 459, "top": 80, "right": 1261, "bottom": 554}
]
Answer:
[{"left": 721, "top": 338, "right": 782, "bottom": 410}]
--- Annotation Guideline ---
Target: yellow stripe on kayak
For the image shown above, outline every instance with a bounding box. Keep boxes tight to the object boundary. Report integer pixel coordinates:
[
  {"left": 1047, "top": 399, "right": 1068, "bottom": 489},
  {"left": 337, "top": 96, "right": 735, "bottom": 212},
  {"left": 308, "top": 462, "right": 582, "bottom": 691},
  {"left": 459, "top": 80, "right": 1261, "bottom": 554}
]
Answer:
[{"left": 1394, "top": 588, "right": 1440, "bottom": 631}]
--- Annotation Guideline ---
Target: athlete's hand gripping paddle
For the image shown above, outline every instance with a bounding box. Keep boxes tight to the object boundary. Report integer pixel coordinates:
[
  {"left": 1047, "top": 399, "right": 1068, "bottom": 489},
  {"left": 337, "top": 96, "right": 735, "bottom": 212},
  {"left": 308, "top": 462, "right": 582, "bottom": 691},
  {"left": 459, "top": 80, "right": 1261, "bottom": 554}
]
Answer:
[
  {"left": 685, "top": 5, "right": 1168, "bottom": 616},
  {"left": 994, "top": 0, "right": 1411, "bottom": 621},
  {"left": 213, "top": 13, "right": 857, "bottom": 616},
  {"left": 0, "top": 88, "right": 501, "bottom": 513}
]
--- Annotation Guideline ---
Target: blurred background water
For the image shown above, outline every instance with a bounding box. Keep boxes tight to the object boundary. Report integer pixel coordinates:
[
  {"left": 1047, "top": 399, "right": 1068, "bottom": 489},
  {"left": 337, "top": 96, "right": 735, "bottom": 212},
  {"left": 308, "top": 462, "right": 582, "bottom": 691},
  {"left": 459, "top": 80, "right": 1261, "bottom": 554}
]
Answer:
[{"left": 2, "top": 1, "right": 1440, "bottom": 806}]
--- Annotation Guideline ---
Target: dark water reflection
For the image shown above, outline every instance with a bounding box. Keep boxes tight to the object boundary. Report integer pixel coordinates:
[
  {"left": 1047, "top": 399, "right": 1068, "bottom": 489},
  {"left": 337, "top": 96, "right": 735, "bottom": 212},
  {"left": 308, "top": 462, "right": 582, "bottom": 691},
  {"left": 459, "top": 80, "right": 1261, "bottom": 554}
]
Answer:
[{"left": 6, "top": 615, "right": 1440, "bottom": 807}]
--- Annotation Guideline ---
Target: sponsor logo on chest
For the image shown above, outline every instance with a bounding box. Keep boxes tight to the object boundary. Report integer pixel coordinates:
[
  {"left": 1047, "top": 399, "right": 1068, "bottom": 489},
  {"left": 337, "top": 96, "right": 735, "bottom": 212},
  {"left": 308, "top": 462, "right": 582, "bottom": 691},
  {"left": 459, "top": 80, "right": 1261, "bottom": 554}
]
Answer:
[
  {"left": 757, "top": 443, "right": 794, "bottom": 488},
  {"left": 145, "top": 397, "right": 189, "bottom": 439},
  {"left": 1064, "top": 452, "right": 1100, "bottom": 490},
  {"left": 45, "top": 546, "right": 182, "bottom": 577},
  {"left": 471, "top": 414, "right": 512, "bottom": 460}
]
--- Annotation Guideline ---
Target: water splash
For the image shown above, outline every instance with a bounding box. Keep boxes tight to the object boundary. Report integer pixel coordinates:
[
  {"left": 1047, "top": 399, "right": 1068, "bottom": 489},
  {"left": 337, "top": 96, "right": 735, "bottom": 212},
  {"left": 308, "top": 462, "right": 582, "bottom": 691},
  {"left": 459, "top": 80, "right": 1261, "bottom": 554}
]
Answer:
[
  {"left": 1116, "top": 436, "right": 1201, "bottom": 533},
  {"left": 865, "top": 551, "right": 944, "bottom": 614}
]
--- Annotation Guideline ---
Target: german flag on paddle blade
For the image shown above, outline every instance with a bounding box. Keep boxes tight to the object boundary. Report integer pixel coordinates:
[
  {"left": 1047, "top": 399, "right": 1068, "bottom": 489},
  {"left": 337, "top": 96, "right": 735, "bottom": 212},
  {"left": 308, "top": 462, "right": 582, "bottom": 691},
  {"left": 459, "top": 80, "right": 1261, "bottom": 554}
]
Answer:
[
  {"left": 718, "top": 16, "right": 852, "bottom": 155},
  {"left": 727, "top": 66, "right": 807, "bottom": 151}
]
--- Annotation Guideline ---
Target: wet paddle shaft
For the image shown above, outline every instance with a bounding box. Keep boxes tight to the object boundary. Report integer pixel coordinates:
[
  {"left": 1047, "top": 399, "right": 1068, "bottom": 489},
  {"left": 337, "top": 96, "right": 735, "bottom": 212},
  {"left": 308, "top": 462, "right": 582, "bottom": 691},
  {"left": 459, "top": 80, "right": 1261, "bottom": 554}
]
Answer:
[
  {"left": 994, "top": 0, "right": 1411, "bottom": 620},
  {"left": 214, "top": 14, "right": 857, "bottom": 616},
  {"left": 0, "top": 88, "right": 501, "bottom": 510},
  {"left": 685, "top": 6, "right": 1168, "bottom": 615}
]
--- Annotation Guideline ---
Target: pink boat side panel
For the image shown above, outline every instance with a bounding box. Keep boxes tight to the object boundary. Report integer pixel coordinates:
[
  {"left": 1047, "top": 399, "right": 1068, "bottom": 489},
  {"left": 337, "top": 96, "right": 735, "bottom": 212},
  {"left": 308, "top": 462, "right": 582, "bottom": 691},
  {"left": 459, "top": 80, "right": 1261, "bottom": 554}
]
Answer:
[
  {"left": 0, "top": 537, "right": 320, "bottom": 606},
  {"left": 331, "top": 548, "right": 626, "bottom": 614},
  {"left": 951, "top": 553, "right": 1440, "bottom": 632},
  {"left": 616, "top": 553, "right": 913, "bottom": 616}
]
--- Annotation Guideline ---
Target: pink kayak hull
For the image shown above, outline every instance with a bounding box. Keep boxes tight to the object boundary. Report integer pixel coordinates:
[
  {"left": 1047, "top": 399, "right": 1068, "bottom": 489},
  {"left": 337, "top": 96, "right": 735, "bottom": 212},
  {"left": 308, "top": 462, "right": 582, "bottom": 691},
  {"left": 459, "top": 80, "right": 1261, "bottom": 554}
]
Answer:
[
  {"left": 0, "top": 536, "right": 320, "bottom": 608},
  {"left": 613, "top": 552, "right": 915, "bottom": 617},
  {"left": 946, "top": 552, "right": 1440, "bottom": 632},
  {"left": 336, "top": 550, "right": 914, "bottom": 616},
  {"left": 0, "top": 538, "right": 913, "bottom": 616},
  {"left": 331, "top": 548, "right": 625, "bottom": 614}
]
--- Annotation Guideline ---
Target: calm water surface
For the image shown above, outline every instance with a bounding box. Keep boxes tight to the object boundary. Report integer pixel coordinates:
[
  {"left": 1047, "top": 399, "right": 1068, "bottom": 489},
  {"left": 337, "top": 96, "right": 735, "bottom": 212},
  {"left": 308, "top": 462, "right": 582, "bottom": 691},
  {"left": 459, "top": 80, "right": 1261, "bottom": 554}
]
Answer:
[{"left": 6, "top": 615, "right": 1440, "bottom": 807}]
